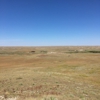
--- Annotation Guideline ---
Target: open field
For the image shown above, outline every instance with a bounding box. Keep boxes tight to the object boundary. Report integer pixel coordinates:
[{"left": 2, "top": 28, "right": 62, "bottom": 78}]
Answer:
[{"left": 0, "top": 46, "right": 100, "bottom": 100}]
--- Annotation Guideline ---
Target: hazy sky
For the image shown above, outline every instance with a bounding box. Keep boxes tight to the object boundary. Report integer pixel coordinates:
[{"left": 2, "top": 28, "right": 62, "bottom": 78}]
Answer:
[{"left": 0, "top": 0, "right": 100, "bottom": 46}]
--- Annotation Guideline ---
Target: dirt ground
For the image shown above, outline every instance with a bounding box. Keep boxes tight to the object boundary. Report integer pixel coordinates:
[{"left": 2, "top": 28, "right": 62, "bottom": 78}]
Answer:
[{"left": 0, "top": 46, "right": 100, "bottom": 100}]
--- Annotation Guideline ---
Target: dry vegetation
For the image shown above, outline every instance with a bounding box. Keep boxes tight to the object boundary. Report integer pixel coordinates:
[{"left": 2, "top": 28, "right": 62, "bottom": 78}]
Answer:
[{"left": 0, "top": 46, "right": 100, "bottom": 100}]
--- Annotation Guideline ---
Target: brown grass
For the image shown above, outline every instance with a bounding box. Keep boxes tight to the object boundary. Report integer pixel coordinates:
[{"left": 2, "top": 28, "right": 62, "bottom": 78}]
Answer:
[{"left": 0, "top": 46, "right": 100, "bottom": 100}]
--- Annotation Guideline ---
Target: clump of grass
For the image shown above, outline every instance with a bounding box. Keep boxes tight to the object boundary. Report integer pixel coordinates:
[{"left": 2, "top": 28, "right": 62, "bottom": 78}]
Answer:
[
  {"left": 33, "top": 83, "right": 35, "bottom": 85},
  {"left": 80, "top": 95, "right": 84, "bottom": 99},
  {"left": 40, "top": 50, "right": 47, "bottom": 53},
  {"left": 57, "top": 85, "right": 59, "bottom": 87},
  {"left": 19, "top": 83, "right": 23, "bottom": 86},
  {"left": 44, "top": 97, "right": 57, "bottom": 100},
  {"left": 16, "top": 77, "right": 22, "bottom": 80}
]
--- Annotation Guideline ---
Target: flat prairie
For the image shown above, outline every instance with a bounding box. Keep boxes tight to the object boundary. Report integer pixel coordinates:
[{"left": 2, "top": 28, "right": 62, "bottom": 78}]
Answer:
[{"left": 0, "top": 46, "right": 100, "bottom": 100}]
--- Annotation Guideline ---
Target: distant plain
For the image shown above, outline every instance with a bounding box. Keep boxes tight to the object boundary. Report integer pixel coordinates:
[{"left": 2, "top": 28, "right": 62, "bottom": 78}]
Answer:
[{"left": 0, "top": 46, "right": 100, "bottom": 100}]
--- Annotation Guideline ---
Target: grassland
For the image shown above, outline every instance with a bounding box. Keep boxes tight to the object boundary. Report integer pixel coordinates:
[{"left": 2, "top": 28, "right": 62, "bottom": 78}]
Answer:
[{"left": 0, "top": 46, "right": 100, "bottom": 100}]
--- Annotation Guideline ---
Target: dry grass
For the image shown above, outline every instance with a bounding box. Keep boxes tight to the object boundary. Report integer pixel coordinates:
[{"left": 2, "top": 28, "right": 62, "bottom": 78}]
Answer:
[{"left": 0, "top": 46, "right": 100, "bottom": 100}]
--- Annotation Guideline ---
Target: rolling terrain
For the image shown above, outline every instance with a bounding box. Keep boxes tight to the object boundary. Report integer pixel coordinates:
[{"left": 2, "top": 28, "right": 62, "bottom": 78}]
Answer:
[{"left": 0, "top": 46, "right": 100, "bottom": 100}]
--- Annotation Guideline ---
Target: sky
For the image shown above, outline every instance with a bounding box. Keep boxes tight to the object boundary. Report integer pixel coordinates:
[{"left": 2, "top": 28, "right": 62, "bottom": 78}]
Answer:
[{"left": 0, "top": 0, "right": 100, "bottom": 46}]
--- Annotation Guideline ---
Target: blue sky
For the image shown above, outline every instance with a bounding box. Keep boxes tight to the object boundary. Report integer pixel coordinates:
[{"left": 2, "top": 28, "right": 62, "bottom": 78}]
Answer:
[{"left": 0, "top": 0, "right": 100, "bottom": 46}]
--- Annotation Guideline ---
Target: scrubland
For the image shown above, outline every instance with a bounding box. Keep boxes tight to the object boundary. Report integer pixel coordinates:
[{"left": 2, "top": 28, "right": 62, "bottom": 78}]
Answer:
[{"left": 0, "top": 46, "right": 100, "bottom": 100}]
